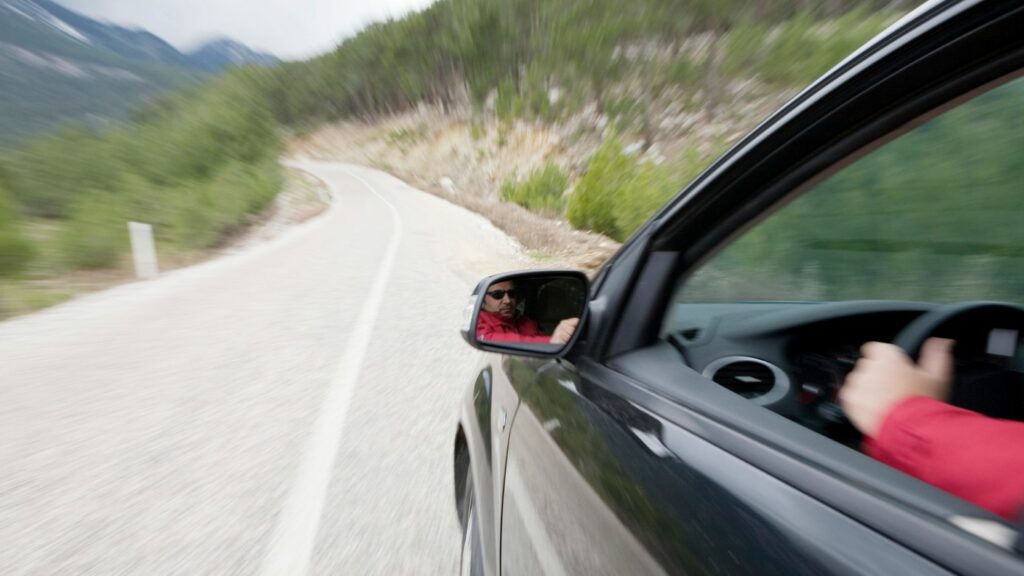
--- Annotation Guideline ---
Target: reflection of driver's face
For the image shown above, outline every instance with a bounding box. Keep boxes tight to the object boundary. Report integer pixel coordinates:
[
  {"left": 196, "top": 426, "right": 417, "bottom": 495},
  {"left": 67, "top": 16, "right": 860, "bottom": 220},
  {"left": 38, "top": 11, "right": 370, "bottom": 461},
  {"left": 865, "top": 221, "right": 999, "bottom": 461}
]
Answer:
[{"left": 483, "top": 280, "right": 517, "bottom": 319}]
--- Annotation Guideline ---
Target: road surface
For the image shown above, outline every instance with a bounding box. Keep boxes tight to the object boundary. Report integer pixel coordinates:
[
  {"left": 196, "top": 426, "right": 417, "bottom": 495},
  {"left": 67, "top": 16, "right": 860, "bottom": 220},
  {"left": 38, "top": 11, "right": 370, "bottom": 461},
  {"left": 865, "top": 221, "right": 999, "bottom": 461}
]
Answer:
[{"left": 0, "top": 162, "right": 531, "bottom": 575}]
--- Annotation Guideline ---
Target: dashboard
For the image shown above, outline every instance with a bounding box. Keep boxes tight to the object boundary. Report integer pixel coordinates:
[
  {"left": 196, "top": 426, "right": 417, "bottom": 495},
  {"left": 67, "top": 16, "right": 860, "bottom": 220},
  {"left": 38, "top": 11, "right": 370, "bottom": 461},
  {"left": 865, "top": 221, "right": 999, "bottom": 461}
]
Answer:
[{"left": 666, "top": 300, "right": 1024, "bottom": 441}]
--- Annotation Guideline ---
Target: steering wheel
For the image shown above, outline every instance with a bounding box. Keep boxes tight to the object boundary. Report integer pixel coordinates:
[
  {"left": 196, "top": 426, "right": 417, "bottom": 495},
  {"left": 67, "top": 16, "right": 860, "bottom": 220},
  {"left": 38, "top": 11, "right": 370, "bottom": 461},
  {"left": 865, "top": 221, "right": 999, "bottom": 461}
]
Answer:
[
  {"left": 892, "top": 301, "right": 1024, "bottom": 360},
  {"left": 890, "top": 301, "right": 1024, "bottom": 420}
]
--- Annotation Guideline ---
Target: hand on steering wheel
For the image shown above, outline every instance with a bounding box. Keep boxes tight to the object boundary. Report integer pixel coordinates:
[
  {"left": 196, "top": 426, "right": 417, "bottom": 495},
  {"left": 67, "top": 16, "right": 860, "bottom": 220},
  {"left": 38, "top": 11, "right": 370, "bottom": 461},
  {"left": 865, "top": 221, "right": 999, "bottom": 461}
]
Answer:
[
  {"left": 839, "top": 338, "right": 954, "bottom": 437},
  {"left": 841, "top": 301, "right": 1024, "bottom": 437}
]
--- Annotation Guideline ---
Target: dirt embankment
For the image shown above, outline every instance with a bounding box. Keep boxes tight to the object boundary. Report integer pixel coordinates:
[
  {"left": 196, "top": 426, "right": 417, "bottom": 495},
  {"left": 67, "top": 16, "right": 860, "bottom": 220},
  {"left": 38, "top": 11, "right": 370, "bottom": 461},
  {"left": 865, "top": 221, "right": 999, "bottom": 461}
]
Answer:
[
  {"left": 289, "top": 111, "right": 620, "bottom": 273},
  {"left": 288, "top": 84, "right": 791, "bottom": 274}
]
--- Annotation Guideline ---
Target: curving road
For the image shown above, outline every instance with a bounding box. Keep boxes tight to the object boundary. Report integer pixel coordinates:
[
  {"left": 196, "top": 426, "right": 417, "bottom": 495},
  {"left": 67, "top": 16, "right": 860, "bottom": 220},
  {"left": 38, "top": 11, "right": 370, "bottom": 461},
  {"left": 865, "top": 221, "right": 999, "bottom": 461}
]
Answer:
[{"left": 0, "top": 162, "right": 530, "bottom": 575}]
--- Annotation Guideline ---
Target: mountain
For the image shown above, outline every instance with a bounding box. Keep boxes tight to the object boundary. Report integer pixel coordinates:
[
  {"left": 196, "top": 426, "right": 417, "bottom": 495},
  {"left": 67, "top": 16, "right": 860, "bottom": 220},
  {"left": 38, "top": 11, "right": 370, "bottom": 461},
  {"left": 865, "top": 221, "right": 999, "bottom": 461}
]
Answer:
[
  {"left": 0, "top": 0, "right": 276, "bottom": 148},
  {"left": 29, "top": 0, "right": 190, "bottom": 66},
  {"left": 186, "top": 38, "right": 278, "bottom": 72}
]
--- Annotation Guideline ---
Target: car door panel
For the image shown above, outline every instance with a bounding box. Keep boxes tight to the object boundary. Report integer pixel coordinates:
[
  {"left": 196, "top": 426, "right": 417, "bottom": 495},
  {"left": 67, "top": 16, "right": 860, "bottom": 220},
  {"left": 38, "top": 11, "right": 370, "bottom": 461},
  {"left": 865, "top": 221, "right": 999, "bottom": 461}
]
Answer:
[
  {"left": 501, "top": 385, "right": 667, "bottom": 576},
  {"left": 601, "top": 345, "right": 1024, "bottom": 575},
  {"left": 500, "top": 358, "right": 951, "bottom": 575}
]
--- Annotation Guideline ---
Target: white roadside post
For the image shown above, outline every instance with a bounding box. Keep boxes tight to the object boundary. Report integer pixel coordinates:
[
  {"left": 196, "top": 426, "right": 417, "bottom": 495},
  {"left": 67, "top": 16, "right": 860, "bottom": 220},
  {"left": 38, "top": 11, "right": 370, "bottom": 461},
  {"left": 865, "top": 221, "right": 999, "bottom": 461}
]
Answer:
[{"left": 128, "top": 221, "right": 159, "bottom": 279}]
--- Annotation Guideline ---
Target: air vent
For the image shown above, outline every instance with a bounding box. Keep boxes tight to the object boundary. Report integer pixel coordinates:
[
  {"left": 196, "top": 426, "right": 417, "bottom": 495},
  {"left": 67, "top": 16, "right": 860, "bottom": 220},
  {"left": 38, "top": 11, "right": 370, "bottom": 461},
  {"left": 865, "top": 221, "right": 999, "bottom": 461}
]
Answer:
[
  {"left": 680, "top": 328, "right": 701, "bottom": 341},
  {"left": 707, "top": 359, "right": 777, "bottom": 399}
]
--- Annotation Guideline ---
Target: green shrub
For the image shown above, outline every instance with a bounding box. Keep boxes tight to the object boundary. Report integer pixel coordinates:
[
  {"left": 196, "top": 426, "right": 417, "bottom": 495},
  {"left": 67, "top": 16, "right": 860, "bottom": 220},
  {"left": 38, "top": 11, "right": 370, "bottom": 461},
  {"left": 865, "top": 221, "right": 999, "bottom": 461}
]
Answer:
[
  {"left": 614, "top": 160, "right": 682, "bottom": 237},
  {"left": 603, "top": 96, "right": 644, "bottom": 133},
  {"left": 726, "top": 8, "right": 898, "bottom": 87},
  {"left": 7, "top": 70, "right": 283, "bottom": 271},
  {"left": 569, "top": 139, "right": 716, "bottom": 241},
  {"left": 59, "top": 190, "right": 129, "bottom": 269},
  {"left": 568, "top": 138, "right": 634, "bottom": 239},
  {"left": 8, "top": 128, "right": 121, "bottom": 218},
  {"left": 0, "top": 183, "right": 34, "bottom": 277},
  {"left": 495, "top": 78, "right": 523, "bottom": 122},
  {"left": 468, "top": 121, "right": 487, "bottom": 141},
  {"left": 658, "top": 57, "right": 702, "bottom": 91},
  {"left": 165, "top": 159, "right": 281, "bottom": 250},
  {"left": 501, "top": 162, "right": 568, "bottom": 216}
]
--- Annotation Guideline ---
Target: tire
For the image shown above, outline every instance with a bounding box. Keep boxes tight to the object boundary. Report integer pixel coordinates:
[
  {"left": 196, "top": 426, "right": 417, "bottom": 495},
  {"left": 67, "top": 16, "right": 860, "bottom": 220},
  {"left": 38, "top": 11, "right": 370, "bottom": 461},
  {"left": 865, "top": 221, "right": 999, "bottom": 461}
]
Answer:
[{"left": 459, "top": 469, "right": 485, "bottom": 576}]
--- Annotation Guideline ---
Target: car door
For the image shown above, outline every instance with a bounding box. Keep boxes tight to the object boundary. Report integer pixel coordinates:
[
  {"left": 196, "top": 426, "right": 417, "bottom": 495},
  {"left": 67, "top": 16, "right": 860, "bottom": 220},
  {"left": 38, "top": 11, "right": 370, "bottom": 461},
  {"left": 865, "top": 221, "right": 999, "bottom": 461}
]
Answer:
[
  {"left": 501, "top": 351, "right": 954, "bottom": 574},
  {"left": 501, "top": 2, "right": 1024, "bottom": 575},
  {"left": 469, "top": 352, "right": 536, "bottom": 573}
]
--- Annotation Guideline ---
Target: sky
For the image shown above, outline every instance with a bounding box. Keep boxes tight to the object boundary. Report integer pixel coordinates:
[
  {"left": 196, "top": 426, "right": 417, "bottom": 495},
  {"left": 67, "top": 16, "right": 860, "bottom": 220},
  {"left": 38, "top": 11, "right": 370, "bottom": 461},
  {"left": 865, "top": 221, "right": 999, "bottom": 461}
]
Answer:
[{"left": 53, "top": 0, "right": 437, "bottom": 60}]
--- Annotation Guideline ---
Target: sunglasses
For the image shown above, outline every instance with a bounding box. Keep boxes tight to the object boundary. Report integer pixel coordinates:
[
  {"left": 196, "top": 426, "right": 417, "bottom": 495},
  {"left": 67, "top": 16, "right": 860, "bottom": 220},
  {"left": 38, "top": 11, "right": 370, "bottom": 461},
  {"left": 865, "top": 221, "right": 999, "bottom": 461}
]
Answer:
[{"left": 486, "top": 289, "right": 518, "bottom": 300}]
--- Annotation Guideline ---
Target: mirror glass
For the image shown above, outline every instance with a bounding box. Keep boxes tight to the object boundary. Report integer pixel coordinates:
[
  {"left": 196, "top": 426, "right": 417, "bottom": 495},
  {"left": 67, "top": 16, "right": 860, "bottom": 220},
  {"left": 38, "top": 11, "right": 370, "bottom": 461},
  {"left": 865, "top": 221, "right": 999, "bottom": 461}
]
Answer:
[{"left": 475, "top": 275, "right": 586, "bottom": 348}]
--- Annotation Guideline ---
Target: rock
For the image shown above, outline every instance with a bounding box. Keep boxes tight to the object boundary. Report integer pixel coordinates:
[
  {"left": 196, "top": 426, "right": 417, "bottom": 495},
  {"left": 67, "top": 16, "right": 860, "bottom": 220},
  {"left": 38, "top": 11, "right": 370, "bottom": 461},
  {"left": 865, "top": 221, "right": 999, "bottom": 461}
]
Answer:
[{"left": 439, "top": 177, "right": 457, "bottom": 195}]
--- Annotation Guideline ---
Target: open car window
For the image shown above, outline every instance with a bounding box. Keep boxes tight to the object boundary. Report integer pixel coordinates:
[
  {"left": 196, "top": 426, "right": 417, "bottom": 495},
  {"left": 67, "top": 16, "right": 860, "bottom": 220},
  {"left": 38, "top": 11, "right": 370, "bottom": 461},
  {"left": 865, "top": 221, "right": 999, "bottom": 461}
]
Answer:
[
  {"left": 676, "top": 74, "right": 1024, "bottom": 306},
  {"left": 657, "top": 72, "right": 1024, "bottom": 538}
]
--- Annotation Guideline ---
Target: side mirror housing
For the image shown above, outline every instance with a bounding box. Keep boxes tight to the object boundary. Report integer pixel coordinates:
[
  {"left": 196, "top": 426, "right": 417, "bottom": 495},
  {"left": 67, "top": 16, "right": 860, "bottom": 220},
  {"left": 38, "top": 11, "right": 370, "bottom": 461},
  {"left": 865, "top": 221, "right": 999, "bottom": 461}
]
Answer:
[{"left": 461, "top": 269, "right": 589, "bottom": 357}]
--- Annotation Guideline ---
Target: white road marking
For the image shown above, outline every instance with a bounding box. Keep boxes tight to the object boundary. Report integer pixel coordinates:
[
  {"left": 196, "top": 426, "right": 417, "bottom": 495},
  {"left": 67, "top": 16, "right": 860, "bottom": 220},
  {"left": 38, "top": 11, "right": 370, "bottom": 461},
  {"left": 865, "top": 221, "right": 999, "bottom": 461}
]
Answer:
[{"left": 261, "top": 167, "right": 403, "bottom": 576}]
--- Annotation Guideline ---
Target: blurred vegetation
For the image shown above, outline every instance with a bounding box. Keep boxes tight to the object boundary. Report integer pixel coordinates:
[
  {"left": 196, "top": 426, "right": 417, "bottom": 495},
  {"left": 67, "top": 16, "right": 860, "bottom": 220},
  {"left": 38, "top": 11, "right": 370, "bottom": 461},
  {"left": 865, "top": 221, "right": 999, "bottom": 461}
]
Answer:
[
  {"left": 0, "top": 180, "right": 33, "bottom": 278},
  {"left": 256, "top": 0, "right": 903, "bottom": 126},
  {"left": 245, "top": 0, "right": 901, "bottom": 241},
  {"left": 721, "top": 7, "right": 897, "bottom": 87},
  {"left": 681, "top": 76, "right": 1024, "bottom": 303},
  {"left": 501, "top": 162, "right": 567, "bottom": 216},
  {"left": 1, "top": 70, "right": 281, "bottom": 273},
  {"left": 568, "top": 138, "right": 718, "bottom": 242}
]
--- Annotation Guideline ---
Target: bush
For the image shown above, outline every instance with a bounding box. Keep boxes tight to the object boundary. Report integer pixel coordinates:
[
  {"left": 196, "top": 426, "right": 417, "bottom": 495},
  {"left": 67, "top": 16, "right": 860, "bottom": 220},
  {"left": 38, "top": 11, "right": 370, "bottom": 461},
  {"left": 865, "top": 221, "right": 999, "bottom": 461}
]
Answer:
[
  {"left": 165, "top": 159, "right": 281, "bottom": 249},
  {"left": 8, "top": 128, "right": 121, "bottom": 219},
  {"left": 569, "top": 139, "right": 715, "bottom": 241},
  {"left": 726, "top": 8, "right": 898, "bottom": 87},
  {"left": 0, "top": 183, "right": 34, "bottom": 277},
  {"left": 59, "top": 190, "right": 129, "bottom": 269},
  {"left": 613, "top": 160, "right": 682, "bottom": 238},
  {"left": 8, "top": 71, "right": 284, "bottom": 271},
  {"left": 501, "top": 162, "right": 568, "bottom": 216},
  {"left": 567, "top": 138, "right": 634, "bottom": 239}
]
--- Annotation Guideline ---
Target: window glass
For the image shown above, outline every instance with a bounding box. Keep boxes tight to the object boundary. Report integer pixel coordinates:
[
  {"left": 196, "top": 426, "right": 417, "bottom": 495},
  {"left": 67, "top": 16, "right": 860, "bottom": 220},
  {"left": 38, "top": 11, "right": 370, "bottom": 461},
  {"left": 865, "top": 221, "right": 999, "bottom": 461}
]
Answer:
[{"left": 679, "top": 76, "right": 1024, "bottom": 304}]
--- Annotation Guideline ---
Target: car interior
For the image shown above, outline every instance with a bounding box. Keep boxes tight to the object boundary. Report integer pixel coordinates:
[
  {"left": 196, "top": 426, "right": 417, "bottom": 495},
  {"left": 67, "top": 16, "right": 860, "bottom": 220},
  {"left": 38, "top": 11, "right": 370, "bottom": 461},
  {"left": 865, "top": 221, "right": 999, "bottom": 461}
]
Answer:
[
  {"left": 518, "top": 276, "right": 587, "bottom": 335},
  {"left": 664, "top": 301, "right": 1024, "bottom": 447},
  {"left": 660, "top": 72, "right": 1024, "bottom": 449}
]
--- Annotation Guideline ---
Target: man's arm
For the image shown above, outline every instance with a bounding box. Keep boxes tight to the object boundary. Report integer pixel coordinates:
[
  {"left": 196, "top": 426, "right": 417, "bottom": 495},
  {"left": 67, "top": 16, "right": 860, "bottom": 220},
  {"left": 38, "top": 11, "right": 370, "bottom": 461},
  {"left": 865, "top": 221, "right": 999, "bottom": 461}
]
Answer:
[
  {"left": 477, "top": 316, "right": 550, "bottom": 343},
  {"left": 841, "top": 338, "right": 1024, "bottom": 519},
  {"left": 480, "top": 331, "right": 551, "bottom": 344},
  {"left": 865, "top": 396, "right": 1024, "bottom": 519}
]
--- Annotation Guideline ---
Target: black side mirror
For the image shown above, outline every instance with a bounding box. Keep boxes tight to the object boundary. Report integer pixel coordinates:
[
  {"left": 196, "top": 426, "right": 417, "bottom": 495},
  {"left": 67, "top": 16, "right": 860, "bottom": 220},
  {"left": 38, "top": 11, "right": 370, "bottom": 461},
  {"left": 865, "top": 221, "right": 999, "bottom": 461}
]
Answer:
[{"left": 461, "top": 270, "right": 588, "bottom": 357}]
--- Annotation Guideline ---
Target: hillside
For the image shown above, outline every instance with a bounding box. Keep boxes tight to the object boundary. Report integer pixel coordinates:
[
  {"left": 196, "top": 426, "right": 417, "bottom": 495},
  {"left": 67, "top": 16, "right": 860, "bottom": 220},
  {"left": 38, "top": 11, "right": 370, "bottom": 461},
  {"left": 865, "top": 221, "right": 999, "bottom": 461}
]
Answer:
[{"left": 271, "top": 0, "right": 910, "bottom": 248}]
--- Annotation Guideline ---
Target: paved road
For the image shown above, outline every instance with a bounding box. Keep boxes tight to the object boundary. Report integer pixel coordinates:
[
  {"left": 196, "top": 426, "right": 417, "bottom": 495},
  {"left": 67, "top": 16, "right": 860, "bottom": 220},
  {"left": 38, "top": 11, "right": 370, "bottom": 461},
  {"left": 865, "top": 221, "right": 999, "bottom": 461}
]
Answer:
[{"left": 0, "top": 162, "right": 531, "bottom": 575}]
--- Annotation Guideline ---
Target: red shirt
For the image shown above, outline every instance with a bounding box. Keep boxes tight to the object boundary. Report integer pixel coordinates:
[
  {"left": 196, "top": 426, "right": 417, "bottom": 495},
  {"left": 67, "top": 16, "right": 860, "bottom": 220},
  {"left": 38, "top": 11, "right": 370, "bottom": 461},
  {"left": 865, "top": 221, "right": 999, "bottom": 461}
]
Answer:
[
  {"left": 476, "top": 310, "right": 550, "bottom": 344},
  {"left": 865, "top": 396, "right": 1024, "bottom": 520}
]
